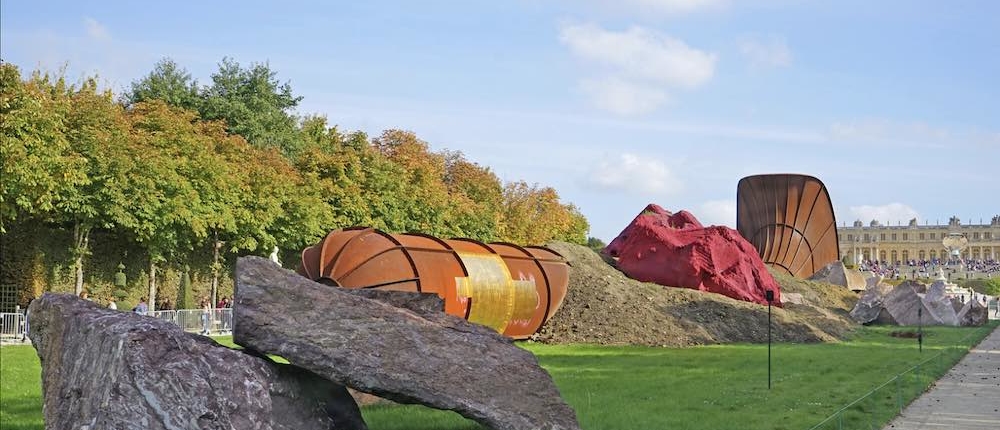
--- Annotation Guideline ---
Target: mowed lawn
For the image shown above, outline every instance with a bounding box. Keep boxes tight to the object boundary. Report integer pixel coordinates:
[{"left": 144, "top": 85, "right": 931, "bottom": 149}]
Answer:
[{"left": 2, "top": 322, "right": 996, "bottom": 430}]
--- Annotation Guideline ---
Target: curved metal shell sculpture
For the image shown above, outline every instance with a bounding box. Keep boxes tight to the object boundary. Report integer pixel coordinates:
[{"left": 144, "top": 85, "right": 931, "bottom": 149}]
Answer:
[
  {"left": 736, "top": 174, "right": 840, "bottom": 278},
  {"left": 298, "top": 227, "right": 570, "bottom": 339}
]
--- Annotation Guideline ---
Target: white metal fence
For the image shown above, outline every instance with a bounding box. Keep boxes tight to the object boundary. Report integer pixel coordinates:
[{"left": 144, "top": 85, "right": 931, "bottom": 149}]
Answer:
[
  {"left": 0, "top": 312, "right": 27, "bottom": 342},
  {"left": 0, "top": 308, "right": 233, "bottom": 343}
]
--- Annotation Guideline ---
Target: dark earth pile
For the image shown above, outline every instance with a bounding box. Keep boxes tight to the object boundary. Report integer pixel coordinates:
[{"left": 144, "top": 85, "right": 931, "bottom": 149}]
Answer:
[{"left": 534, "top": 242, "right": 860, "bottom": 347}]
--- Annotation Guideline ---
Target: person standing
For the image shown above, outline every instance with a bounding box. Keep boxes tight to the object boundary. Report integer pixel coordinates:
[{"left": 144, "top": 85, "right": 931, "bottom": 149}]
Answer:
[
  {"left": 133, "top": 297, "right": 148, "bottom": 314},
  {"left": 199, "top": 298, "right": 212, "bottom": 335}
]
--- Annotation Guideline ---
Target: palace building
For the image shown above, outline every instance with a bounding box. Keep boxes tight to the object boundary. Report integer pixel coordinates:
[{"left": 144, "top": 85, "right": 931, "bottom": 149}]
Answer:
[{"left": 837, "top": 215, "right": 1000, "bottom": 265}]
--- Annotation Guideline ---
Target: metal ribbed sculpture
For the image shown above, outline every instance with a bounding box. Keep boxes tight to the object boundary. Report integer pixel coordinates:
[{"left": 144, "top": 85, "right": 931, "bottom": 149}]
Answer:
[
  {"left": 298, "top": 227, "right": 569, "bottom": 339},
  {"left": 736, "top": 174, "right": 840, "bottom": 278}
]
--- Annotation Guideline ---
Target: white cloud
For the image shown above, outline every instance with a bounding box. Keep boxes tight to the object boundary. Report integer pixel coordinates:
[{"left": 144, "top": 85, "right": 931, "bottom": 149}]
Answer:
[
  {"left": 848, "top": 203, "right": 920, "bottom": 225},
  {"left": 827, "top": 119, "right": 1000, "bottom": 149},
  {"left": 558, "top": 23, "right": 717, "bottom": 116},
  {"left": 698, "top": 199, "right": 736, "bottom": 228},
  {"left": 579, "top": 76, "right": 669, "bottom": 115},
  {"left": 738, "top": 34, "right": 792, "bottom": 70},
  {"left": 560, "top": 23, "right": 717, "bottom": 89},
  {"left": 586, "top": 153, "right": 683, "bottom": 195},
  {"left": 84, "top": 17, "right": 110, "bottom": 41}
]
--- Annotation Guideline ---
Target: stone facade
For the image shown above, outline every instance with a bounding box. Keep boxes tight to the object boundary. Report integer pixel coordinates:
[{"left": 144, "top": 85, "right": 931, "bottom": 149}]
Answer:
[{"left": 837, "top": 215, "right": 1000, "bottom": 265}]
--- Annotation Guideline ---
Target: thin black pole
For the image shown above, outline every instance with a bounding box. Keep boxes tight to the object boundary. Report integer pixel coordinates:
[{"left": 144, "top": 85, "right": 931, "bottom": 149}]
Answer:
[
  {"left": 766, "top": 289, "right": 774, "bottom": 390},
  {"left": 918, "top": 307, "right": 923, "bottom": 353}
]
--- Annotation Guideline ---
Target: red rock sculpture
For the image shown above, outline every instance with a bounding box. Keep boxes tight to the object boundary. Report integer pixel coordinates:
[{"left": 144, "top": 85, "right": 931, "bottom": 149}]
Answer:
[{"left": 604, "top": 204, "right": 782, "bottom": 306}]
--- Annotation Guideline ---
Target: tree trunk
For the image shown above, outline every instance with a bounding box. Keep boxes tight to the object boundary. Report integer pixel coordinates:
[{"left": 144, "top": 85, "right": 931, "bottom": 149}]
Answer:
[
  {"left": 148, "top": 257, "right": 158, "bottom": 313},
  {"left": 211, "top": 232, "right": 221, "bottom": 307},
  {"left": 72, "top": 222, "right": 90, "bottom": 296}
]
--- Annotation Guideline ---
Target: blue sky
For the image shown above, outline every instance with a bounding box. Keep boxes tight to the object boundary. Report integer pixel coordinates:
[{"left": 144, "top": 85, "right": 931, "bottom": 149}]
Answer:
[{"left": 3, "top": 0, "right": 998, "bottom": 241}]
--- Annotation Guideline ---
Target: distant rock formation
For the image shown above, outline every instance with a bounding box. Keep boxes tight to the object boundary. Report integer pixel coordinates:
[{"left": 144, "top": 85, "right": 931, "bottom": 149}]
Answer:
[
  {"left": 27, "top": 293, "right": 365, "bottom": 430},
  {"left": 604, "top": 204, "right": 781, "bottom": 306},
  {"left": 808, "top": 261, "right": 866, "bottom": 291},
  {"left": 234, "top": 256, "right": 581, "bottom": 430},
  {"left": 849, "top": 279, "right": 986, "bottom": 327}
]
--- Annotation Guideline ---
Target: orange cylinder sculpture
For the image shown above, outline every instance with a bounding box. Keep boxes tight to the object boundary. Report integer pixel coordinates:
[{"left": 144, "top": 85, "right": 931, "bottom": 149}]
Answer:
[{"left": 297, "top": 227, "right": 570, "bottom": 339}]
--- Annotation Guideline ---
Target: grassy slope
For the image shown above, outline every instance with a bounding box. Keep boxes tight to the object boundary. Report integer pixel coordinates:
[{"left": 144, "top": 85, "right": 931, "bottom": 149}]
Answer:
[{"left": 2, "top": 323, "right": 995, "bottom": 430}]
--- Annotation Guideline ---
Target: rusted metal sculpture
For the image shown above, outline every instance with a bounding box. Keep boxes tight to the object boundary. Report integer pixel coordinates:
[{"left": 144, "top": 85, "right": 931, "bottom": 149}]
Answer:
[
  {"left": 736, "top": 174, "right": 840, "bottom": 278},
  {"left": 298, "top": 227, "right": 569, "bottom": 339}
]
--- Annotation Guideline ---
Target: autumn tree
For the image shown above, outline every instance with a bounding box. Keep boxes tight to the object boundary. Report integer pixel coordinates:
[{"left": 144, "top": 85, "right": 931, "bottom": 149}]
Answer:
[{"left": 499, "top": 181, "right": 588, "bottom": 245}]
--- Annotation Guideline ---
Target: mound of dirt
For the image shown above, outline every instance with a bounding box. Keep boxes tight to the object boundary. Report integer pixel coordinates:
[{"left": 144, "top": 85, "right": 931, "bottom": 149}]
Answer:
[{"left": 535, "top": 242, "right": 859, "bottom": 347}]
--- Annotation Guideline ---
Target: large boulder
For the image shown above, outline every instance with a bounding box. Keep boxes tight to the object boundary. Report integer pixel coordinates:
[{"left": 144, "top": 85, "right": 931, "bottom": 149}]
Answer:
[
  {"left": 922, "top": 282, "right": 959, "bottom": 326},
  {"left": 234, "top": 257, "right": 580, "bottom": 430},
  {"left": 956, "top": 299, "right": 989, "bottom": 326},
  {"left": 27, "top": 293, "right": 365, "bottom": 430},
  {"left": 809, "top": 261, "right": 866, "bottom": 291},
  {"left": 603, "top": 204, "right": 781, "bottom": 306},
  {"left": 850, "top": 284, "right": 887, "bottom": 324},
  {"left": 881, "top": 283, "right": 933, "bottom": 326}
]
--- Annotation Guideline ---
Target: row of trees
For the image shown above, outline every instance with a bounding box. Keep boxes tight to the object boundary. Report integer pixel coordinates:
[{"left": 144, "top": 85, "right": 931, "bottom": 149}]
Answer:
[{"left": 0, "top": 58, "right": 589, "bottom": 310}]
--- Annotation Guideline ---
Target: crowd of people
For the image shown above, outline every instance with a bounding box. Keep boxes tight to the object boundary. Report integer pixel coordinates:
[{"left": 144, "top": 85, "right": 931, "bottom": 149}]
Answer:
[{"left": 859, "top": 258, "right": 1000, "bottom": 279}]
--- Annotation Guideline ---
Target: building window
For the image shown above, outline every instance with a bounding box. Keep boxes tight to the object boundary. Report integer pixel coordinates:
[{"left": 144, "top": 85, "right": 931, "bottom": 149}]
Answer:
[
  {"left": 891, "top": 250, "right": 898, "bottom": 263},
  {"left": 929, "top": 233, "right": 935, "bottom": 240},
  {"left": 864, "top": 234, "right": 870, "bottom": 242},
  {"left": 847, "top": 234, "right": 854, "bottom": 241},
  {"left": 919, "top": 250, "right": 925, "bottom": 260},
  {"left": 881, "top": 233, "right": 886, "bottom": 241},
  {"left": 973, "top": 232, "right": 981, "bottom": 240},
  {"left": 892, "top": 233, "right": 897, "bottom": 241},
  {"left": 929, "top": 250, "right": 936, "bottom": 260},
  {"left": 919, "top": 233, "right": 925, "bottom": 240},
  {"left": 902, "top": 251, "right": 909, "bottom": 261},
  {"left": 902, "top": 233, "right": 908, "bottom": 240},
  {"left": 986, "top": 232, "right": 992, "bottom": 239}
]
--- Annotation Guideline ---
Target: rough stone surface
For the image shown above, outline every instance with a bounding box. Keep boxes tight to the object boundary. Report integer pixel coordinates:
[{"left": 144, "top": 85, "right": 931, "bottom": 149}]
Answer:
[
  {"left": 850, "top": 283, "right": 887, "bottom": 324},
  {"left": 922, "top": 282, "right": 959, "bottom": 326},
  {"left": 956, "top": 299, "right": 989, "bottom": 327},
  {"left": 808, "top": 261, "right": 866, "bottom": 291},
  {"left": 27, "top": 293, "right": 365, "bottom": 430},
  {"left": 234, "top": 257, "right": 580, "bottom": 430},
  {"left": 851, "top": 279, "right": 986, "bottom": 327},
  {"left": 604, "top": 204, "right": 782, "bottom": 306}
]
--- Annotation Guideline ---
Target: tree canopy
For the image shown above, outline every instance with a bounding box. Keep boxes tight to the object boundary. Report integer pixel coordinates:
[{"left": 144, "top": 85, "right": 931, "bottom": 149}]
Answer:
[{"left": 1, "top": 58, "right": 590, "bottom": 304}]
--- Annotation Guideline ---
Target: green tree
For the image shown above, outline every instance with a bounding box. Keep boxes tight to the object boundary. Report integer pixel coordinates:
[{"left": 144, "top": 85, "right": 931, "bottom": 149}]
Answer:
[
  {"left": 176, "top": 268, "right": 193, "bottom": 310},
  {"left": 124, "top": 58, "right": 201, "bottom": 111},
  {"left": 586, "top": 236, "right": 607, "bottom": 252},
  {"left": 200, "top": 57, "right": 303, "bottom": 157}
]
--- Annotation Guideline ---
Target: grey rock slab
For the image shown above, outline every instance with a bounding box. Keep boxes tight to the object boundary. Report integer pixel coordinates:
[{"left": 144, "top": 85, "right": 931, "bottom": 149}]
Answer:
[
  {"left": 809, "top": 261, "right": 866, "bottom": 290},
  {"left": 956, "top": 299, "right": 988, "bottom": 327},
  {"left": 850, "top": 282, "right": 889, "bottom": 324},
  {"left": 28, "top": 293, "right": 365, "bottom": 430},
  {"left": 234, "top": 256, "right": 581, "bottom": 430}
]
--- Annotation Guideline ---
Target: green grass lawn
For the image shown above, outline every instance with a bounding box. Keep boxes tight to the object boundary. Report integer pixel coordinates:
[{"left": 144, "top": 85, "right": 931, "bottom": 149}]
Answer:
[{"left": 2, "top": 322, "right": 996, "bottom": 430}]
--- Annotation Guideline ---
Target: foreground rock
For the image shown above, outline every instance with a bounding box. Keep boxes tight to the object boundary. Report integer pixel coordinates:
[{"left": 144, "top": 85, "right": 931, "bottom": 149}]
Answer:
[
  {"left": 234, "top": 256, "right": 580, "bottom": 430},
  {"left": 808, "top": 261, "right": 866, "bottom": 291},
  {"left": 604, "top": 204, "right": 782, "bottom": 306},
  {"left": 28, "top": 293, "right": 365, "bottom": 430}
]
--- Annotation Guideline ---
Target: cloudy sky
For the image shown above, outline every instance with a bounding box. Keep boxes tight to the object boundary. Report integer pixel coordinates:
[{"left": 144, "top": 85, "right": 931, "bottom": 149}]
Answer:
[{"left": 3, "top": 0, "right": 998, "bottom": 241}]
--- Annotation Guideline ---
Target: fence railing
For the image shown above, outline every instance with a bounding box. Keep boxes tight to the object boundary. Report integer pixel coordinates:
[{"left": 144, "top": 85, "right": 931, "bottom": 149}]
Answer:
[
  {"left": 0, "top": 308, "right": 233, "bottom": 343},
  {"left": 0, "top": 312, "right": 26, "bottom": 342},
  {"left": 806, "top": 324, "right": 994, "bottom": 430}
]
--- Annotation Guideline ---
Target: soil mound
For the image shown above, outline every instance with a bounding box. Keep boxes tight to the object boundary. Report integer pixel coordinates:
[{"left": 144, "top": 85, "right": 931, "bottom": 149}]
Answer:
[{"left": 535, "top": 242, "right": 859, "bottom": 346}]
